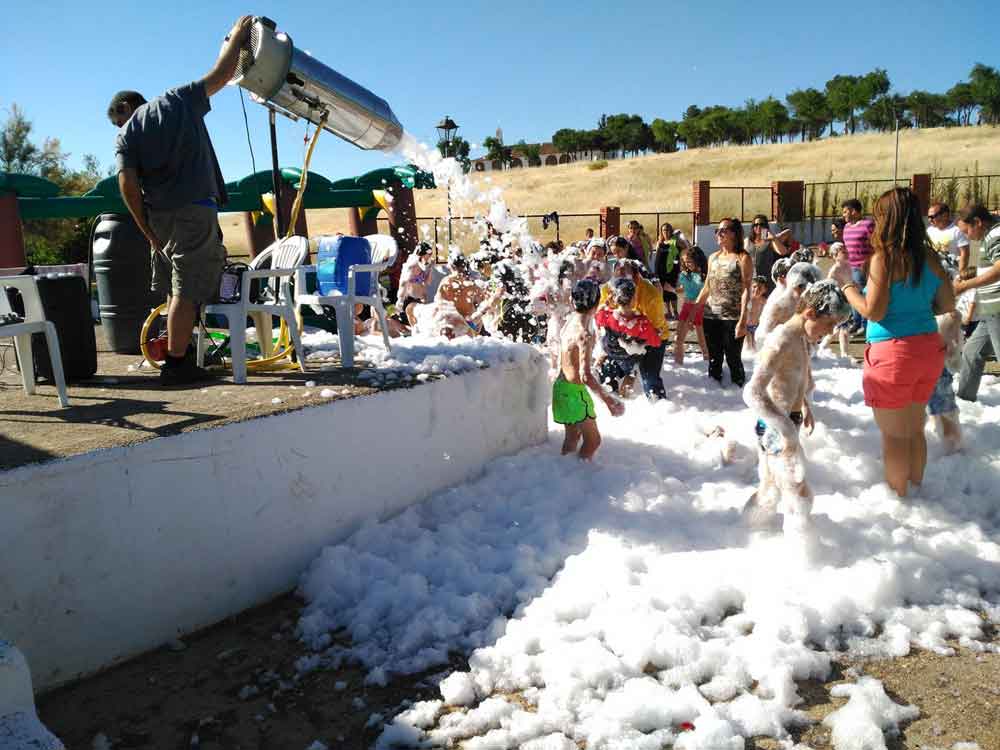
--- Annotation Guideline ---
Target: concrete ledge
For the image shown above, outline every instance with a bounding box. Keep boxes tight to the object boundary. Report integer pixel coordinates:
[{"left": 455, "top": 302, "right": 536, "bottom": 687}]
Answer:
[{"left": 1, "top": 355, "right": 549, "bottom": 692}]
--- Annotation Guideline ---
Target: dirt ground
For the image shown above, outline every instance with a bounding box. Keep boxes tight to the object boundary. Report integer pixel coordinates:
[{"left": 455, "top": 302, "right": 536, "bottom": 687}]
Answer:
[
  {"left": 0, "top": 326, "right": 408, "bottom": 471},
  {"left": 36, "top": 589, "right": 998, "bottom": 750}
]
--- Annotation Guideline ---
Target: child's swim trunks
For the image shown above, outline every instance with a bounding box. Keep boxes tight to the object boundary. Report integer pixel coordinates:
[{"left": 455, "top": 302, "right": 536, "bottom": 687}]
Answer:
[{"left": 552, "top": 375, "right": 597, "bottom": 425}]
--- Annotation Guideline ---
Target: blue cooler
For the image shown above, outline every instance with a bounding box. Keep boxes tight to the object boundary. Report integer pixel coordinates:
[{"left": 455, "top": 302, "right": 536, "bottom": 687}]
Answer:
[{"left": 316, "top": 236, "right": 372, "bottom": 296}]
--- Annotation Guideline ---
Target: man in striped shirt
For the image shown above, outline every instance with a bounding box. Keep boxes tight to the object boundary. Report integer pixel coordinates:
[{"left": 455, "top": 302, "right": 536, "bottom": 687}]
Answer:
[
  {"left": 841, "top": 199, "right": 876, "bottom": 333},
  {"left": 954, "top": 205, "right": 1000, "bottom": 402}
]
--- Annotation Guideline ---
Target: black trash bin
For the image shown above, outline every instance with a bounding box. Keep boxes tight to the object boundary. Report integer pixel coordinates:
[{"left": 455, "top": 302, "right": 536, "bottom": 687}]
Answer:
[{"left": 92, "top": 213, "right": 166, "bottom": 354}]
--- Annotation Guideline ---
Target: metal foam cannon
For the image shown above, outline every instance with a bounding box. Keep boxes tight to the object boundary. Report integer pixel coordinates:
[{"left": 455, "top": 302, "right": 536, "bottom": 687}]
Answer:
[{"left": 229, "top": 17, "right": 402, "bottom": 152}]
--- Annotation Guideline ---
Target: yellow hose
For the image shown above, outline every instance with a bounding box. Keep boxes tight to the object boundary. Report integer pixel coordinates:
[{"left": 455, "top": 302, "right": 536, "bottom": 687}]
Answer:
[
  {"left": 285, "top": 111, "right": 327, "bottom": 239},
  {"left": 139, "top": 302, "right": 297, "bottom": 372}
]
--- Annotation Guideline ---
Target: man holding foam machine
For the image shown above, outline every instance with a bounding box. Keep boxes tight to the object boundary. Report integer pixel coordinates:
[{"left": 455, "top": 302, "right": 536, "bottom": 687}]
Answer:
[{"left": 108, "top": 15, "right": 253, "bottom": 385}]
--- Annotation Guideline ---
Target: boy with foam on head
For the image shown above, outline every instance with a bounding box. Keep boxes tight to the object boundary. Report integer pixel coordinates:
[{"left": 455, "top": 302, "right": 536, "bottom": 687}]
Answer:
[
  {"left": 743, "top": 275, "right": 770, "bottom": 352},
  {"left": 755, "top": 261, "right": 823, "bottom": 345},
  {"left": 553, "top": 279, "right": 625, "bottom": 460},
  {"left": 743, "top": 280, "right": 852, "bottom": 532},
  {"left": 822, "top": 243, "right": 853, "bottom": 359},
  {"left": 929, "top": 254, "right": 966, "bottom": 454}
]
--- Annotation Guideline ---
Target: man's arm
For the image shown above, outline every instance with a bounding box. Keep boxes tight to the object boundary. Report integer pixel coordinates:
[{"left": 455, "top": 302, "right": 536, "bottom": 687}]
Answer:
[
  {"left": 955, "top": 261, "right": 1000, "bottom": 294},
  {"left": 958, "top": 241, "right": 970, "bottom": 274},
  {"left": 202, "top": 16, "right": 253, "bottom": 97},
  {"left": 118, "top": 168, "right": 161, "bottom": 252}
]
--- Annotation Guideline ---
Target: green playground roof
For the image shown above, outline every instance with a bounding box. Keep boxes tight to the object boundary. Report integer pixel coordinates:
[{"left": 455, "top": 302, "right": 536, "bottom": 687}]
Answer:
[{"left": 4, "top": 165, "right": 436, "bottom": 220}]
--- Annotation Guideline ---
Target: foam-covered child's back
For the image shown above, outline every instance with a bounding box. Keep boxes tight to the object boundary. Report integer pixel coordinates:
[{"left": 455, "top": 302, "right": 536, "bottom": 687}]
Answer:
[{"left": 936, "top": 311, "right": 963, "bottom": 372}]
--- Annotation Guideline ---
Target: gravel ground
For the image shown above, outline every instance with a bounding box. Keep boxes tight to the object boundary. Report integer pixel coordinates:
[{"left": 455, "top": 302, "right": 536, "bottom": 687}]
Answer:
[{"left": 37, "top": 592, "right": 998, "bottom": 750}]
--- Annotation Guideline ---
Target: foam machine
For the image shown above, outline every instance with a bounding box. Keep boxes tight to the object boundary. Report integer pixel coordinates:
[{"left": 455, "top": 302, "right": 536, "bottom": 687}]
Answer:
[{"left": 227, "top": 16, "right": 404, "bottom": 235}]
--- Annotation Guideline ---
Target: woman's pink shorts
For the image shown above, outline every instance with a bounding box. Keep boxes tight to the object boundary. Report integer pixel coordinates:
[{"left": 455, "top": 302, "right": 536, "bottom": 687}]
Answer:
[
  {"left": 862, "top": 332, "right": 945, "bottom": 409},
  {"left": 678, "top": 301, "right": 704, "bottom": 326}
]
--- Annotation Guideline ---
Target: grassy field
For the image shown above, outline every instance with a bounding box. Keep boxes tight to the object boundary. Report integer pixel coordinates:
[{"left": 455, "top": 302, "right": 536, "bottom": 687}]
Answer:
[{"left": 221, "top": 126, "right": 1000, "bottom": 256}]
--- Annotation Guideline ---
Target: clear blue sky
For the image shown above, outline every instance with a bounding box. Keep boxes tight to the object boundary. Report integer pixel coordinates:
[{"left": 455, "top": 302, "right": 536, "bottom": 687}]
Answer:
[{"left": 3, "top": 0, "right": 994, "bottom": 186}]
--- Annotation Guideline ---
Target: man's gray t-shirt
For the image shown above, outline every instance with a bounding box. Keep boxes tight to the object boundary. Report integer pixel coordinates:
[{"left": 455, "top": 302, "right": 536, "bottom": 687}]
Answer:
[{"left": 115, "top": 81, "right": 228, "bottom": 211}]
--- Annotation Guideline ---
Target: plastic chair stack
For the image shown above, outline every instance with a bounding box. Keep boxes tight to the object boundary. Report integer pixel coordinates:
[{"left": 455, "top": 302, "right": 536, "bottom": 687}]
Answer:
[
  {"left": 197, "top": 236, "right": 310, "bottom": 384},
  {"left": 295, "top": 234, "right": 398, "bottom": 368}
]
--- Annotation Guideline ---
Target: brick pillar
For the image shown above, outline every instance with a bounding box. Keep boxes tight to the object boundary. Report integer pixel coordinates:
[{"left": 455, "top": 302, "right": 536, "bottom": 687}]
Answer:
[
  {"left": 0, "top": 192, "right": 26, "bottom": 267},
  {"left": 384, "top": 182, "right": 419, "bottom": 295},
  {"left": 692, "top": 180, "right": 710, "bottom": 226},
  {"left": 911, "top": 173, "right": 931, "bottom": 216},
  {"left": 599, "top": 206, "right": 620, "bottom": 238},
  {"left": 771, "top": 181, "right": 805, "bottom": 223}
]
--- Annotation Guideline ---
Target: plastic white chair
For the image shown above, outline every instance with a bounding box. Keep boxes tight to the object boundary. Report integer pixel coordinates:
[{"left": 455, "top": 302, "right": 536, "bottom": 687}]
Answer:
[
  {"left": 295, "top": 234, "right": 398, "bottom": 368},
  {"left": 197, "top": 236, "right": 309, "bottom": 384},
  {"left": 0, "top": 275, "right": 69, "bottom": 408}
]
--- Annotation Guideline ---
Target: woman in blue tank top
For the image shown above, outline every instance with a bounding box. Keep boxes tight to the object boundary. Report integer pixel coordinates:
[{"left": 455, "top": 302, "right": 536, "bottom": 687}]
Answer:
[{"left": 832, "top": 188, "right": 955, "bottom": 497}]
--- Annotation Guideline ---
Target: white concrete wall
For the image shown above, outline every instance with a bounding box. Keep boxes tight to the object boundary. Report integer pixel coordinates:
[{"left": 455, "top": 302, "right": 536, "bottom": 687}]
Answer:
[{"left": 0, "top": 357, "right": 549, "bottom": 692}]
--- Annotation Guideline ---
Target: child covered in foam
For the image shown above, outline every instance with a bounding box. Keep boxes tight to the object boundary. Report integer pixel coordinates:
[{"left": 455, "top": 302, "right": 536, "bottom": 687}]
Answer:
[
  {"left": 928, "top": 259, "right": 966, "bottom": 454},
  {"left": 530, "top": 255, "right": 578, "bottom": 368},
  {"left": 755, "top": 261, "right": 823, "bottom": 345},
  {"left": 822, "top": 243, "right": 853, "bottom": 359},
  {"left": 553, "top": 279, "right": 625, "bottom": 460},
  {"left": 743, "top": 275, "right": 770, "bottom": 352},
  {"left": 743, "top": 280, "right": 852, "bottom": 532},
  {"left": 595, "top": 277, "right": 661, "bottom": 395}
]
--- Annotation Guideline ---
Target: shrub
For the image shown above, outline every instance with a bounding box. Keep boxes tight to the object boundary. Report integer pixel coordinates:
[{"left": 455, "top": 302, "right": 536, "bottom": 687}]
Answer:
[{"left": 587, "top": 160, "right": 608, "bottom": 171}]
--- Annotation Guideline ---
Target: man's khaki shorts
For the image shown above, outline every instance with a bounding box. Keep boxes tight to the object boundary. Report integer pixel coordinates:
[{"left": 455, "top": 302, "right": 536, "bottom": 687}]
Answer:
[{"left": 147, "top": 203, "right": 226, "bottom": 304}]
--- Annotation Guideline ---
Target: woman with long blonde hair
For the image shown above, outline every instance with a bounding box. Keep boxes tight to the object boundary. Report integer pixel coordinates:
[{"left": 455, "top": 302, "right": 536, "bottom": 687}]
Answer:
[{"left": 832, "top": 188, "right": 954, "bottom": 497}]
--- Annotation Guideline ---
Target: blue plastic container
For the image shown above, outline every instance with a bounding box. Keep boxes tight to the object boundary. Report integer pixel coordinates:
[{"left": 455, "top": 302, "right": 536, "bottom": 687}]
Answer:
[{"left": 316, "top": 236, "right": 372, "bottom": 296}]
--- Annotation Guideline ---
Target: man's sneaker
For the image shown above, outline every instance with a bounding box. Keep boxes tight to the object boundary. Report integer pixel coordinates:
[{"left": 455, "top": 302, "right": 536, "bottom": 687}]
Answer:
[{"left": 160, "top": 354, "right": 216, "bottom": 385}]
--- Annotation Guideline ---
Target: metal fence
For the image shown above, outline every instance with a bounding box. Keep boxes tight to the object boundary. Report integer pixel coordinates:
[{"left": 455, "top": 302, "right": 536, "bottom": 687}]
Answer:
[
  {"left": 803, "top": 175, "right": 1000, "bottom": 219},
  {"left": 929, "top": 174, "right": 999, "bottom": 214},
  {"left": 707, "top": 186, "right": 772, "bottom": 223},
  {"left": 376, "top": 210, "right": 697, "bottom": 261}
]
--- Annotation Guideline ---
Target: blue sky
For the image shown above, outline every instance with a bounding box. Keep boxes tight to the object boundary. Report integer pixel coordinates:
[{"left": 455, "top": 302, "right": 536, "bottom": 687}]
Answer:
[{"left": 3, "top": 0, "right": 994, "bottom": 187}]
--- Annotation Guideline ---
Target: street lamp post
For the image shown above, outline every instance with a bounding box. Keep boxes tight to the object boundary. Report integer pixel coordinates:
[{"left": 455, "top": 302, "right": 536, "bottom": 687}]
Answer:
[{"left": 436, "top": 116, "right": 460, "bottom": 247}]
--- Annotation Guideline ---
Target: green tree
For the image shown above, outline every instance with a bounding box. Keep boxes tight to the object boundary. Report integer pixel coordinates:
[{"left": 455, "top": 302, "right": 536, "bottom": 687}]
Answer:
[
  {"left": 969, "top": 63, "right": 1000, "bottom": 125},
  {"left": 1, "top": 104, "right": 38, "bottom": 172},
  {"left": 437, "top": 135, "right": 471, "bottom": 173},
  {"left": 552, "top": 128, "right": 582, "bottom": 158},
  {"left": 740, "top": 98, "right": 760, "bottom": 144},
  {"left": 947, "top": 82, "right": 976, "bottom": 126},
  {"left": 862, "top": 94, "right": 908, "bottom": 132},
  {"left": 2, "top": 105, "right": 104, "bottom": 264},
  {"left": 482, "top": 136, "right": 512, "bottom": 168},
  {"left": 757, "top": 97, "right": 790, "bottom": 143},
  {"left": 649, "top": 119, "right": 679, "bottom": 152},
  {"left": 786, "top": 88, "right": 829, "bottom": 140},
  {"left": 825, "top": 74, "right": 858, "bottom": 134},
  {"left": 856, "top": 68, "right": 891, "bottom": 128},
  {"left": 906, "top": 90, "right": 951, "bottom": 128}
]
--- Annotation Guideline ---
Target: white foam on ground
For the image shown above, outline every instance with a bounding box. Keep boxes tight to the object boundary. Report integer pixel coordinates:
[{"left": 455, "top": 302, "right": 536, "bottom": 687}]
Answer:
[
  {"left": 302, "top": 330, "right": 536, "bottom": 379},
  {"left": 295, "top": 352, "right": 1000, "bottom": 748}
]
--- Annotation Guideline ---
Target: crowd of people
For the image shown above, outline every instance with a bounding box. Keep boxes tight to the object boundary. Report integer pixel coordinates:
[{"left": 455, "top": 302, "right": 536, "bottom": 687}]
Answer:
[
  {"left": 379, "top": 193, "right": 998, "bottom": 532},
  {"left": 351, "top": 188, "right": 999, "bottom": 531}
]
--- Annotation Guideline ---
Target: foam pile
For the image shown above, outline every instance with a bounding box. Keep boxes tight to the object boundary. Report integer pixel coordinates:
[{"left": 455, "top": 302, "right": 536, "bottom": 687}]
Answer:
[{"left": 296, "top": 355, "right": 1000, "bottom": 747}]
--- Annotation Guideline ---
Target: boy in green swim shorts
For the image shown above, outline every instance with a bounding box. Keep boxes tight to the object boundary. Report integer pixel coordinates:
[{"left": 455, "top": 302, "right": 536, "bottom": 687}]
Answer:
[{"left": 553, "top": 279, "right": 625, "bottom": 459}]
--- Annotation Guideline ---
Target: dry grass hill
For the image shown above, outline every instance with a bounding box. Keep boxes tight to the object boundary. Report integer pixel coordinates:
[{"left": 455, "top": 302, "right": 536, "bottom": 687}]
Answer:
[{"left": 221, "top": 126, "right": 1000, "bottom": 255}]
